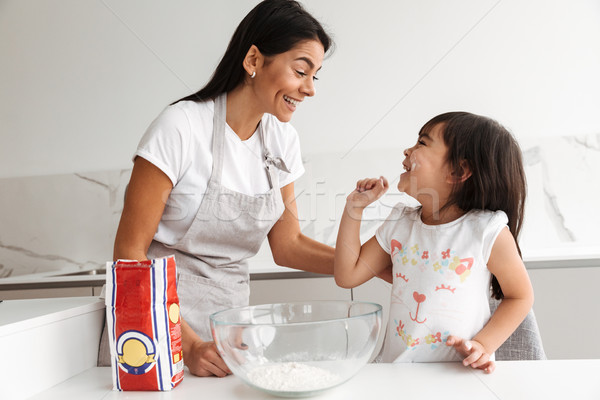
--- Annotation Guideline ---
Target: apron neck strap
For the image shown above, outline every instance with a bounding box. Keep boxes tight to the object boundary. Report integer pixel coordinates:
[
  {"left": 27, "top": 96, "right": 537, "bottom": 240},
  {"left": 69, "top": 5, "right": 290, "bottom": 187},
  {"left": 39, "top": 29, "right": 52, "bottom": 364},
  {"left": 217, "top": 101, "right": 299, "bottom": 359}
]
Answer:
[{"left": 210, "top": 93, "right": 227, "bottom": 184}]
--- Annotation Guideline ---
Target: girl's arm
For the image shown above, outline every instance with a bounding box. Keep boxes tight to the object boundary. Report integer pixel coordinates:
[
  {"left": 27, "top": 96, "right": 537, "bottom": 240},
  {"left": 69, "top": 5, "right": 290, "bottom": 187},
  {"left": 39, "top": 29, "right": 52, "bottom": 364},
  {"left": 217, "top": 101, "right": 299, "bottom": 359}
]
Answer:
[
  {"left": 474, "top": 227, "right": 534, "bottom": 351},
  {"left": 447, "top": 227, "right": 534, "bottom": 372},
  {"left": 334, "top": 177, "right": 392, "bottom": 289},
  {"left": 267, "top": 182, "right": 335, "bottom": 274}
]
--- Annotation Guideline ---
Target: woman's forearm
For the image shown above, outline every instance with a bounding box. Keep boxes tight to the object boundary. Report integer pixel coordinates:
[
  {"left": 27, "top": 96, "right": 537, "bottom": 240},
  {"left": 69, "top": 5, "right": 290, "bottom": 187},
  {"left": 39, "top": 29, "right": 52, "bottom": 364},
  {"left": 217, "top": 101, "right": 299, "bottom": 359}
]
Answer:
[
  {"left": 181, "top": 317, "right": 203, "bottom": 354},
  {"left": 273, "top": 233, "right": 335, "bottom": 274},
  {"left": 113, "top": 241, "right": 149, "bottom": 262}
]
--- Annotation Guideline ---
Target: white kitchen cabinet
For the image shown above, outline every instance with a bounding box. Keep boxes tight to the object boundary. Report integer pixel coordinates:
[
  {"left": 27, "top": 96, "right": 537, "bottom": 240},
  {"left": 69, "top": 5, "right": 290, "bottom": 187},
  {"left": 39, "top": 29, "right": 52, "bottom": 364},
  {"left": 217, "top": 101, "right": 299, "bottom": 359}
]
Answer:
[
  {"left": 0, "top": 286, "right": 95, "bottom": 300},
  {"left": 528, "top": 266, "right": 600, "bottom": 359},
  {"left": 0, "top": 297, "right": 104, "bottom": 400},
  {"left": 250, "top": 276, "right": 351, "bottom": 305}
]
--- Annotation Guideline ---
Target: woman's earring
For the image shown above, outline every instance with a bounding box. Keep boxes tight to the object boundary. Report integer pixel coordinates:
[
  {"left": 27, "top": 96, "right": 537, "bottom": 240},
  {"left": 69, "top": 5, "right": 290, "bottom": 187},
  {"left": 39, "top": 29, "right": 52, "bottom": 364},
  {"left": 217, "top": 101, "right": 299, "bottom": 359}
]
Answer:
[{"left": 250, "top": 71, "right": 256, "bottom": 79}]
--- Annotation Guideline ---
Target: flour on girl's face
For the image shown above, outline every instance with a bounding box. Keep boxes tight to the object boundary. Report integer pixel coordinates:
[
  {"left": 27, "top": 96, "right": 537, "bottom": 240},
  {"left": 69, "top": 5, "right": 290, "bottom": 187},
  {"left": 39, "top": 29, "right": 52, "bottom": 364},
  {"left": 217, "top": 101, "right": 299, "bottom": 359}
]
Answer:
[{"left": 410, "top": 153, "right": 420, "bottom": 172}]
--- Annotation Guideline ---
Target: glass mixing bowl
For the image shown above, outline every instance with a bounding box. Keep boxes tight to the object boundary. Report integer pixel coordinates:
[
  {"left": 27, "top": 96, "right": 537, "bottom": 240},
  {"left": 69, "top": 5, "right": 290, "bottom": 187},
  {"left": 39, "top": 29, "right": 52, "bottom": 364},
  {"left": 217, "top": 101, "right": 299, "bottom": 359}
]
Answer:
[{"left": 210, "top": 300, "right": 382, "bottom": 398}]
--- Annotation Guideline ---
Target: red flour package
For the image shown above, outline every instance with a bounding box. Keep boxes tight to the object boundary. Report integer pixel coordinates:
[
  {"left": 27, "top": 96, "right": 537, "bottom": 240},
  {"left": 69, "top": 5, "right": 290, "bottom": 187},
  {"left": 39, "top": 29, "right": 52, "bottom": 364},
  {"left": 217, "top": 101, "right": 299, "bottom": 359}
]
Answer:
[{"left": 105, "top": 256, "right": 184, "bottom": 391}]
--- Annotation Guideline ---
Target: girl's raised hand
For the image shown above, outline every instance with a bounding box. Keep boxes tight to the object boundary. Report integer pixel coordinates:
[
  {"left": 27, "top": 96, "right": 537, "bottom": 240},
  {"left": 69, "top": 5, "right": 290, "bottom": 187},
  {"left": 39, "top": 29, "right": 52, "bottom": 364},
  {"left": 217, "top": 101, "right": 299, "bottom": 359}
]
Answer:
[
  {"left": 346, "top": 176, "right": 389, "bottom": 214},
  {"left": 446, "top": 335, "right": 495, "bottom": 373}
]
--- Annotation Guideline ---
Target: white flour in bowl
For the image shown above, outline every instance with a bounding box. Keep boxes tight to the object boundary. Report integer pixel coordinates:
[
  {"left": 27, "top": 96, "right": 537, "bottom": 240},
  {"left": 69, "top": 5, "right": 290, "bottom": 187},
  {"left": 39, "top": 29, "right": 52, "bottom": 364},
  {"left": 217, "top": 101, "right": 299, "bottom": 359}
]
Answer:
[{"left": 247, "top": 362, "right": 341, "bottom": 392}]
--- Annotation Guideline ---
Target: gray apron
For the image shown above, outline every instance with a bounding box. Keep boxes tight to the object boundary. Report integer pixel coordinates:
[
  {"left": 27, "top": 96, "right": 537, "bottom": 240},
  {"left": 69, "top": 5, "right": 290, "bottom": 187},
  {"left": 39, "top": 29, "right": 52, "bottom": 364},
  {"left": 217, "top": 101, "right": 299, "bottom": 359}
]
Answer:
[
  {"left": 98, "top": 93, "right": 286, "bottom": 365},
  {"left": 148, "top": 93, "right": 286, "bottom": 340}
]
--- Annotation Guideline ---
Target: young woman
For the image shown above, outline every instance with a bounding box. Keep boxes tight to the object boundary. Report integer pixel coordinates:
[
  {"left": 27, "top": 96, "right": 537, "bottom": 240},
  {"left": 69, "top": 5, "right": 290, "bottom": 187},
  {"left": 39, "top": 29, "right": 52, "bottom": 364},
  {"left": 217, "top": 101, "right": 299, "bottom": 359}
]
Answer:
[
  {"left": 334, "top": 112, "right": 534, "bottom": 373},
  {"left": 106, "top": 0, "right": 335, "bottom": 377}
]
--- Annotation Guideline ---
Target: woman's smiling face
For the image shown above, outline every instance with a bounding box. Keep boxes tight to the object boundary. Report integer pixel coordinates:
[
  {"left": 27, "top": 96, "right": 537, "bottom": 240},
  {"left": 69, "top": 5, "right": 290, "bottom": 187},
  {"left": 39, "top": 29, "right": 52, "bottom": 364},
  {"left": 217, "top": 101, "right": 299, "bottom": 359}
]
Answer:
[{"left": 254, "top": 39, "right": 324, "bottom": 122}]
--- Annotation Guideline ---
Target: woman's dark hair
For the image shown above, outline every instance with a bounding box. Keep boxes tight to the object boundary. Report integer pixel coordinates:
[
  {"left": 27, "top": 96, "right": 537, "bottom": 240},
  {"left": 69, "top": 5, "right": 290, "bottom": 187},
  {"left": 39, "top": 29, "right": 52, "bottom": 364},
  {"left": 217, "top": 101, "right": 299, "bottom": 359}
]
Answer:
[
  {"left": 174, "top": 0, "right": 332, "bottom": 104},
  {"left": 420, "top": 112, "right": 527, "bottom": 300}
]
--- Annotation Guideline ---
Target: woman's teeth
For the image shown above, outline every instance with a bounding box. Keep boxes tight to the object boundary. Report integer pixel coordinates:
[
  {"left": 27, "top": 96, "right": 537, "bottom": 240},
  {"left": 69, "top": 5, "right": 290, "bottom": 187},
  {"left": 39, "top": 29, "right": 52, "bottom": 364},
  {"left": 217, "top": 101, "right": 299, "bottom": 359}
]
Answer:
[{"left": 284, "top": 95, "right": 299, "bottom": 106}]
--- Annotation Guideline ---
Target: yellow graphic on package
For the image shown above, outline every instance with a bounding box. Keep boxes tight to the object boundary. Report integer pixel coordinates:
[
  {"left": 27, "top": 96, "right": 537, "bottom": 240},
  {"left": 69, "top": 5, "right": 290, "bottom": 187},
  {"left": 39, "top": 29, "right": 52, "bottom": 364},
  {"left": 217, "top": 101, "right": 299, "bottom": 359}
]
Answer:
[{"left": 116, "top": 330, "right": 157, "bottom": 374}]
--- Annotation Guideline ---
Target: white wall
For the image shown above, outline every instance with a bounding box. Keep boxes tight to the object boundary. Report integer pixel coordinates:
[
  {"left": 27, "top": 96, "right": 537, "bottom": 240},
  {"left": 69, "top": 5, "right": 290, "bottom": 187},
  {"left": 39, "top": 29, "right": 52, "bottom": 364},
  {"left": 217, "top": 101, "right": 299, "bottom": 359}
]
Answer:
[{"left": 1, "top": 0, "right": 599, "bottom": 178}]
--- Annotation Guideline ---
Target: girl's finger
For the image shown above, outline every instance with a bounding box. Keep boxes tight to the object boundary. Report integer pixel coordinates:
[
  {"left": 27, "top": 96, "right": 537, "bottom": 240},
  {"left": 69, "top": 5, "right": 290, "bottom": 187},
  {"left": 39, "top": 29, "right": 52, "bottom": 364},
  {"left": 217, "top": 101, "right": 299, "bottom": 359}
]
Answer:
[
  {"left": 380, "top": 176, "right": 389, "bottom": 188},
  {"left": 463, "top": 340, "right": 473, "bottom": 352},
  {"left": 368, "top": 178, "right": 380, "bottom": 189},
  {"left": 462, "top": 348, "right": 481, "bottom": 366},
  {"left": 471, "top": 353, "right": 490, "bottom": 369},
  {"left": 484, "top": 361, "right": 496, "bottom": 374},
  {"left": 445, "top": 335, "right": 460, "bottom": 347}
]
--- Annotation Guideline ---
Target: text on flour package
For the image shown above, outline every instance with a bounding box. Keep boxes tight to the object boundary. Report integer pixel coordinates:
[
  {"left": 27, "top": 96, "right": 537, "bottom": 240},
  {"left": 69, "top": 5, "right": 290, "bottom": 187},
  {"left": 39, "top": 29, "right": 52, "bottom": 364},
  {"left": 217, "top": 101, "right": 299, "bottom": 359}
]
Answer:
[{"left": 105, "top": 256, "right": 184, "bottom": 391}]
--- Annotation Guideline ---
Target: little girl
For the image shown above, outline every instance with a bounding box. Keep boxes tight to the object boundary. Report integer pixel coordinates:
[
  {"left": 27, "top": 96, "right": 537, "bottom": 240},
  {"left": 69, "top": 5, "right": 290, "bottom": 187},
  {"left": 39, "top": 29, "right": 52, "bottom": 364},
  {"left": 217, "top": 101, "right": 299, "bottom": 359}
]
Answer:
[{"left": 334, "top": 112, "right": 534, "bottom": 373}]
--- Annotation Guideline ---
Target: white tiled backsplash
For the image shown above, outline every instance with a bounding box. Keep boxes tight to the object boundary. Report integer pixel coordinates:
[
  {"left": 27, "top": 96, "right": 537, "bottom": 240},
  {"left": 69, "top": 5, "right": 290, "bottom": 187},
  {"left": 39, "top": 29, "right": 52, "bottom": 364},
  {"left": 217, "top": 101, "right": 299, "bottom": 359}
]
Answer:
[{"left": 1, "top": 133, "right": 599, "bottom": 278}]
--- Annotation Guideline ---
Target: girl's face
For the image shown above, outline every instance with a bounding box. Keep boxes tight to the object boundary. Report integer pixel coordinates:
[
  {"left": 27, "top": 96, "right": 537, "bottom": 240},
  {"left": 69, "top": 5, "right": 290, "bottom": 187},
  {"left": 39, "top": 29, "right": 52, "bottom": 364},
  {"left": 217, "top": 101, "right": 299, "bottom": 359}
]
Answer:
[
  {"left": 254, "top": 39, "right": 324, "bottom": 122},
  {"left": 398, "top": 123, "right": 454, "bottom": 204}
]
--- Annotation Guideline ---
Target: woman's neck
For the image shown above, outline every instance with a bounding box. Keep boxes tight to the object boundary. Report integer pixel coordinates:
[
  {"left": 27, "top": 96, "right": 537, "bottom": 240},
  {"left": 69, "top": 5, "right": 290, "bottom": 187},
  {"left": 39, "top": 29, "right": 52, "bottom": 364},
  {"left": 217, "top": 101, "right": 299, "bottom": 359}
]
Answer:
[{"left": 225, "top": 86, "right": 264, "bottom": 141}]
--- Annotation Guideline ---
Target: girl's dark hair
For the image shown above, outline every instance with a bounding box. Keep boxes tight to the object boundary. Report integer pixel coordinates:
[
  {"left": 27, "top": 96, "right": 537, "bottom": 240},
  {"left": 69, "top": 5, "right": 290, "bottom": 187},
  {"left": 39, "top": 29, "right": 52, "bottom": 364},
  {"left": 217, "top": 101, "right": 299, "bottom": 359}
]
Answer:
[
  {"left": 174, "top": 0, "right": 332, "bottom": 104},
  {"left": 420, "top": 112, "right": 527, "bottom": 300}
]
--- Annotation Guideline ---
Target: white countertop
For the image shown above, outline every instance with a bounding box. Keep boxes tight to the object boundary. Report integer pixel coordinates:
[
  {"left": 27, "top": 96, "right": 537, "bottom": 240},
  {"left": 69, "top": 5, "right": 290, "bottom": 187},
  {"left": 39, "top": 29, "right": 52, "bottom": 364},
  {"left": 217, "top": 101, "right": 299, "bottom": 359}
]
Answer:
[
  {"left": 32, "top": 360, "right": 600, "bottom": 400},
  {"left": 0, "top": 296, "right": 103, "bottom": 336},
  {"left": 0, "top": 262, "right": 313, "bottom": 291},
  {"left": 1, "top": 245, "right": 599, "bottom": 292}
]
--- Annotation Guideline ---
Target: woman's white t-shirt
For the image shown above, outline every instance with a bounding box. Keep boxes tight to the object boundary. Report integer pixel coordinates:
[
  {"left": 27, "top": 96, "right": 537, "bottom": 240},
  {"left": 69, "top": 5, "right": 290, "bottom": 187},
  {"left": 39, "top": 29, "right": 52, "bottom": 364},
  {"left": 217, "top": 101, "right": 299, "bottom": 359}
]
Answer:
[
  {"left": 375, "top": 203, "right": 508, "bottom": 362},
  {"left": 134, "top": 99, "right": 305, "bottom": 245}
]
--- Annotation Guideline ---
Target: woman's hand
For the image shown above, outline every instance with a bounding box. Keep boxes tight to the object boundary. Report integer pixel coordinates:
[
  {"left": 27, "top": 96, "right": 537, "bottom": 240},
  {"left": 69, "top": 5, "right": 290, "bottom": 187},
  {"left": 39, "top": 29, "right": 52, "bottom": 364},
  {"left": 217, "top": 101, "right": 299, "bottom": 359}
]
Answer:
[
  {"left": 185, "top": 338, "right": 232, "bottom": 377},
  {"left": 446, "top": 335, "right": 495, "bottom": 373},
  {"left": 346, "top": 176, "right": 389, "bottom": 217}
]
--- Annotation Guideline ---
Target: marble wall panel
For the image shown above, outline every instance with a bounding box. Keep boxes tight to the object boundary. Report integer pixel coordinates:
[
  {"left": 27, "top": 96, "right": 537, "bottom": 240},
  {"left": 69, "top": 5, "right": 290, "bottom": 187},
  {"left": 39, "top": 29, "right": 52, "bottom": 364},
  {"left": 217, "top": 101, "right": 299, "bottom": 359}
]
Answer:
[
  {"left": 0, "top": 133, "right": 597, "bottom": 278},
  {"left": 0, "top": 170, "right": 131, "bottom": 277}
]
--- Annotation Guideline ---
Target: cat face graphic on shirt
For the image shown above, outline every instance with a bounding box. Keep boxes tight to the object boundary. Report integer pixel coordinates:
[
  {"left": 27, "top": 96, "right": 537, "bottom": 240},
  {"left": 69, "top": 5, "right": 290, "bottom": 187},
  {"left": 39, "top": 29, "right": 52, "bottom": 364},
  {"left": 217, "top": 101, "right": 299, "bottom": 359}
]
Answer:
[{"left": 389, "top": 239, "right": 476, "bottom": 349}]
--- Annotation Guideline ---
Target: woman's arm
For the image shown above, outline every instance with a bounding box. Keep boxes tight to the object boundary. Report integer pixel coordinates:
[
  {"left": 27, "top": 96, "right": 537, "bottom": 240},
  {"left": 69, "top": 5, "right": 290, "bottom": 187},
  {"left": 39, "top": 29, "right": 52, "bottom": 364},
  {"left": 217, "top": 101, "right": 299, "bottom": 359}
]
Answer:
[
  {"left": 267, "top": 182, "right": 335, "bottom": 274},
  {"left": 114, "top": 157, "right": 229, "bottom": 377},
  {"left": 334, "top": 177, "right": 391, "bottom": 288},
  {"left": 113, "top": 156, "right": 172, "bottom": 261},
  {"left": 268, "top": 179, "right": 393, "bottom": 283},
  {"left": 447, "top": 227, "right": 534, "bottom": 372}
]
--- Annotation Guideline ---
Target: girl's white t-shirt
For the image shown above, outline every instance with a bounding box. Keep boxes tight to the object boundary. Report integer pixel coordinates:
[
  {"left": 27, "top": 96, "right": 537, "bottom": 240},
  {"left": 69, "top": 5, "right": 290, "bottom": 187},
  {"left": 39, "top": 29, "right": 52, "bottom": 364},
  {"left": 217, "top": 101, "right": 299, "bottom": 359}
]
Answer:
[
  {"left": 375, "top": 203, "right": 508, "bottom": 362},
  {"left": 134, "top": 99, "right": 305, "bottom": 245}
]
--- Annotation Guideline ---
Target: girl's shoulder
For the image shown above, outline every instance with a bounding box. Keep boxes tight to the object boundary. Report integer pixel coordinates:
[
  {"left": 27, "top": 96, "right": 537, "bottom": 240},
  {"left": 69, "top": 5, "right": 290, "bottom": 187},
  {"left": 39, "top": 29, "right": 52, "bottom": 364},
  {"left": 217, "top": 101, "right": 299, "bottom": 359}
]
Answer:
[
  {"left": 375, "top": 197, "right": 420, "bottom": 254},
  {"left": 462, "top": 209, "right": 509, "bottom": 243},
  {"left": 465, "top": 209, "right": 508, "bottom": 226}
]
